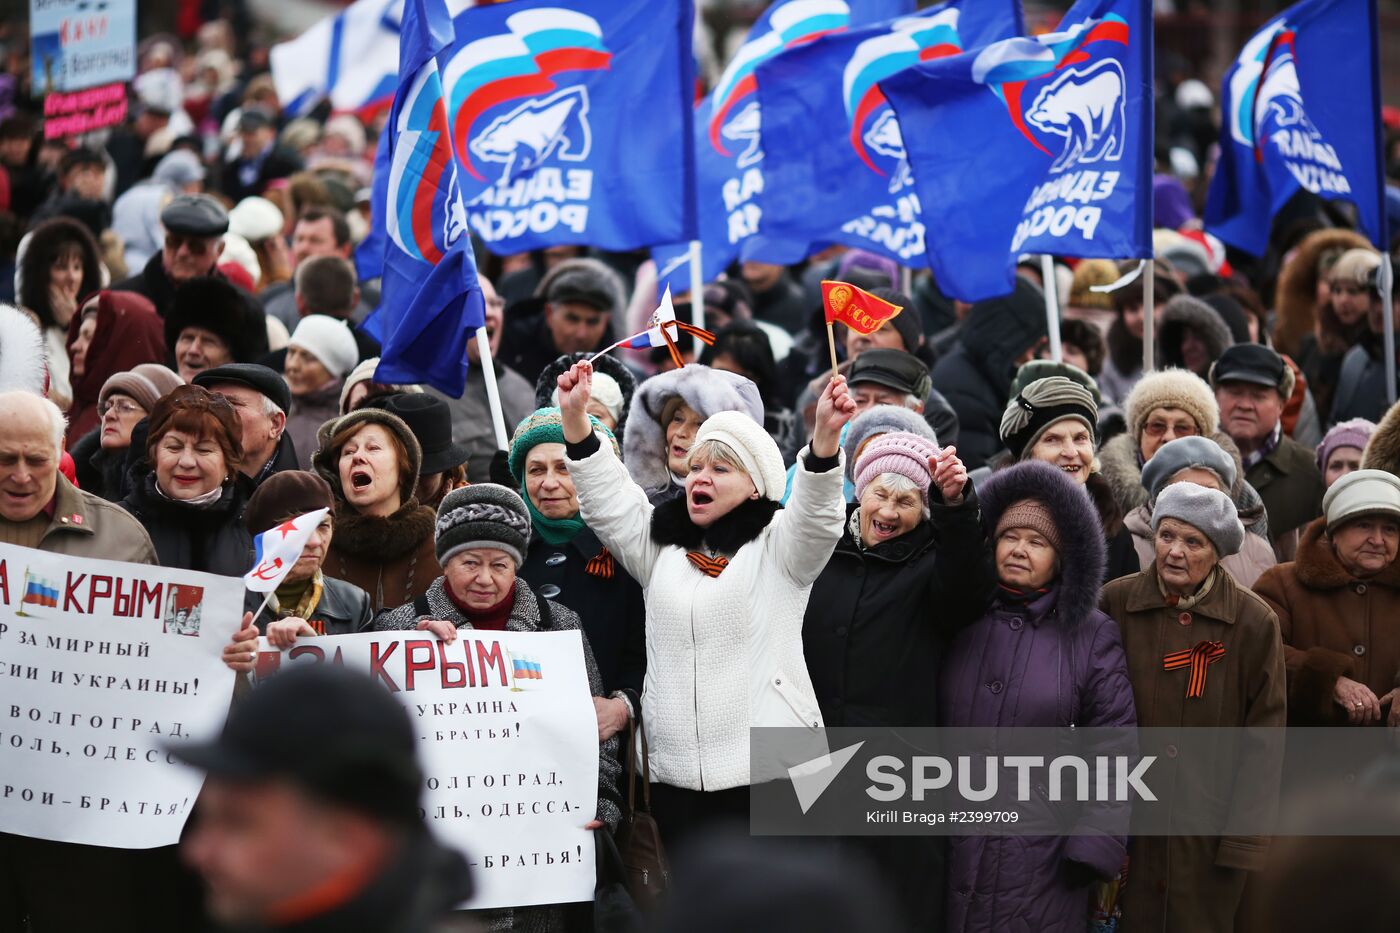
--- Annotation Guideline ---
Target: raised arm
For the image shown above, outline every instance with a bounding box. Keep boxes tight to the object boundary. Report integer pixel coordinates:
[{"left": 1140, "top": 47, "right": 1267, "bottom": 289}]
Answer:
[
  {"left": 558, "top": 360, "right": 663, "bottom": 584},
  {"left": 771, "top": 375, "right": 856, "bottom": 585}
]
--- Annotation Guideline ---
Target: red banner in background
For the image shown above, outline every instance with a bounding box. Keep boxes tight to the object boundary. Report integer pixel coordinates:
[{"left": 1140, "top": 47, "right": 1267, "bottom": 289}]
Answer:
[{"left": 44, "top": 82, "right": 127, "bottom": 140}]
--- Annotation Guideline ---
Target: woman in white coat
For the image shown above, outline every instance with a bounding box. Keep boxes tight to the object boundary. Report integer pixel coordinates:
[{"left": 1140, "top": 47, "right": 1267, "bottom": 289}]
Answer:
[{"left": 557, "top": 359, "right": 858, "bottom": 847}]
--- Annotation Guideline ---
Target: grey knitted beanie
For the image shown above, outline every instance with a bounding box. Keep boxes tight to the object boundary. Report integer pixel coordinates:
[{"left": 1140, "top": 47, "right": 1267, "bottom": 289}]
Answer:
[
  {"left": 842, "top": 405, "right": 938, "bottom": 484},
  {"left": 435, "top": 484, "right": 533, "bottom": 567}
]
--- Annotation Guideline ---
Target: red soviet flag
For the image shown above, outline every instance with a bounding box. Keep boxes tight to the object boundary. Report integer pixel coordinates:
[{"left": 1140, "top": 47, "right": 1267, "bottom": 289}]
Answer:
[{"left": 821, "top": 280, "right": 904, "bottom": 335}]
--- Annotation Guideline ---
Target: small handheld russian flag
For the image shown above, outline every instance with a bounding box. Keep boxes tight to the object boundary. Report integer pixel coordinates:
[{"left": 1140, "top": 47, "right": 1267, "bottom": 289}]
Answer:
[
  {"left": 593, "top": 287, "right": 716, "bottom": 369},
  {"left": 243, "top": 508, "right": 331, "bottom": 594}
]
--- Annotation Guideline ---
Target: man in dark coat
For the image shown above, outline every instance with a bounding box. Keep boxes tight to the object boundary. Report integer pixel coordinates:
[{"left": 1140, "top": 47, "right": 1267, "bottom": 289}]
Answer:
[
  {"left": 193, "top": 364, "right": 301, "bottom": 490},
  {"left": 499, "top": 258, "right": 623, "bottom": 384},
  {"left": 175, "top": 665, "right": 474, "bottom": 932},
  {"left": 114, "top": 194, "right": 238, "bottom": 319},
  {"left": 930, "top": 276, "right": 1048, "bottom": 470},
  {"left": 219, "top": 108, "right": 304, "bottom": 204},
  {"left": 1211, "top": 343, "right": 1324, "bottom": 559}
]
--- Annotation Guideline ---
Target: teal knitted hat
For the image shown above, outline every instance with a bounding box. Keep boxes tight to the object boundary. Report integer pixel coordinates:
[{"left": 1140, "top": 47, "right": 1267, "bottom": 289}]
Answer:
[{"left": 508, "top": 407, "right": 618, "bottom": 485}]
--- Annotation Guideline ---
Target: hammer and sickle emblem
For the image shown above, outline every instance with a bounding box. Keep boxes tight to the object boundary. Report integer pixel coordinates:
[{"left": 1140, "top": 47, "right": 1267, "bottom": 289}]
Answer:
[{"left": 251, "top": 558, "right": 283, "bottom": 581}]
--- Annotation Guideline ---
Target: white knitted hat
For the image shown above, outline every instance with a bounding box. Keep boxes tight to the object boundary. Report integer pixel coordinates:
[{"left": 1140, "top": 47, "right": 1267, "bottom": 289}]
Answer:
[
  {"left": 227, "top": 196, "right": 284, "bottom": 242},
  {"left": 552, "top": 371, "right": 623, "bottom": 423},
  {"left": 290, "top": 315, "right": 359, "bottom": 379},
  {"left": 1323, "top": 469, "right": 1400, "bottom": 531},
  {"left": 692, "top": 409, "right": 786, "bottom": 501}
]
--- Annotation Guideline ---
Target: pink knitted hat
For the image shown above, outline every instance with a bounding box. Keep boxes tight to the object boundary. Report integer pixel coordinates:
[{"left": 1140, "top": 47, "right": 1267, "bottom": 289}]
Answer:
[{"left": 854, "top": 431, "right": 940, "bottom": 501}]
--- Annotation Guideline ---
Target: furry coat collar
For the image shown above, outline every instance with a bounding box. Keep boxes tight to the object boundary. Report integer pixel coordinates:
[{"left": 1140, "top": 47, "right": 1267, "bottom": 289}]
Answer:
[
  {"left": 1362, "top": 401, "right": 1400, "bottom": 476},
  {"left": 1294, "top": 519, "right": 1400, "bottom": 590},
  {"left": 333, "top": 498, "right": 436, "bottom": 561},
  {"left": 649, "top": 495, "right": 781, "bottom": 554},
  {"left": 977, "top": 460, "right": 1106, "bottom": 626}
]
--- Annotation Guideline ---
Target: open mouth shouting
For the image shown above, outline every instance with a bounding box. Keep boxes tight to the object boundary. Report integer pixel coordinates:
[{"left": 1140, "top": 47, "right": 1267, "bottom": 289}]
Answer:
[
  {"left": 690, "top": 489, "right": 714, "bottom": 508},
  {"left": 350, "top": 469, "right": 374, "bottom": 491}
]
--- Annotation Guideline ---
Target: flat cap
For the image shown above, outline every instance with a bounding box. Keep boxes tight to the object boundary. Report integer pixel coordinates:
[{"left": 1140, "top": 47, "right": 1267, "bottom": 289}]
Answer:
[
  {"left": 193, "top": 363, "right": 292, "bottom": 415},
  {"left": 847, "top": 348, "right": 931, "bottom": 400},
  {"left": 161, "top": 193, "right": 229, "bottom": 237},
  {"left": 1209, "top": 344, "right": 1290, "bottom": 394}
]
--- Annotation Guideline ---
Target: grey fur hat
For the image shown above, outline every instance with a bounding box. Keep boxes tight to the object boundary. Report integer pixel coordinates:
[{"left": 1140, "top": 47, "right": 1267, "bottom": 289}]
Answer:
[
  {"left": 624, "top": 365, "right": 764, "bottom": 495},
  {"left": 435, "top": 484, "right": 532, "bottom": 567},
  {"left": 1152, "top": 482, "right": 1244, "bottom": 558},
  {"left": 0, "top": 303, "right": 49, "bottom": 394},
  {"left": 1140, "top": 436, "right": 1237, "bottom": 501},
  {"left": 536, "top": 258, "right": 626, "bottom": 316},
  {"left": 842, "top": 405, "right": 938, "bottom": 484}
]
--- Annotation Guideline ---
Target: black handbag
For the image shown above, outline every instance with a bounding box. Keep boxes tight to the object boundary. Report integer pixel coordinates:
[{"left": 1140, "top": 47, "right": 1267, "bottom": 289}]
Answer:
[{"left": 613, "top": 715, "right": 671, "bottom": 909}]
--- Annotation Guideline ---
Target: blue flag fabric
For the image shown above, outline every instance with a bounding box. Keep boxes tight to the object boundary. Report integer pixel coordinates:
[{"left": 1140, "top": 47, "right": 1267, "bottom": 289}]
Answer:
[
  {"left": 881, "top": 0, "right": 1154, "bottom": 301},
  {"left": 443, "top": 0, "right": 696, "bottom": 255},
  {"left": 754, "top": 0, "right": 1022, "bottom": 267},
  {"left": 650, "top": 0, "right": 913, "bottom": 298},
  {"left": 362, "top": 0, "right": 485, "bottom": 396},
  {"left": 1204, "top": 0, "right": 1385, "bottom": 255}
]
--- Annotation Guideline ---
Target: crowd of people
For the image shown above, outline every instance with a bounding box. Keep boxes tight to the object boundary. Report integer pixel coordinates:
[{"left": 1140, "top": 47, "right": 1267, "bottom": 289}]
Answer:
[{"left": 2, "top": 5, "right": 1400, "bottom": 933}]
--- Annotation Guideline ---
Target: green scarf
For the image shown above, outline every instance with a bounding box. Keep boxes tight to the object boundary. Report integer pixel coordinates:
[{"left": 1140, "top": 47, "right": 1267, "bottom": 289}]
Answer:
[
  {"left": 509, "top": 406, "right": 619, "bottom": 546},
  {"left": 527, "top": 499, "right": 587, "bottom": 544}
]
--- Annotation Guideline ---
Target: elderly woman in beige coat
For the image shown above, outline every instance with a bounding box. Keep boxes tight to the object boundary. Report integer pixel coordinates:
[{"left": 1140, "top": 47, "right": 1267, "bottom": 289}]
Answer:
[{"left": 1101, "top": 482, "right": 1286, "bottom": 933}]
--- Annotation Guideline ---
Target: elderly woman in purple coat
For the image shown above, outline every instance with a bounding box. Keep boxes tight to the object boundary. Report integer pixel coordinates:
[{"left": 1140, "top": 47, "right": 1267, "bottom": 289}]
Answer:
[{"left": 940, "top": 459, "right": 1138, "bottom": 933}]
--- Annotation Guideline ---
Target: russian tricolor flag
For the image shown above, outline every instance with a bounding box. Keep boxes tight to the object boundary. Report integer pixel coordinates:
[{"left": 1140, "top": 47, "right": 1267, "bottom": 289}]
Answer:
[{"left": 22, "top": 575, "right": 59, "bottom": 609}]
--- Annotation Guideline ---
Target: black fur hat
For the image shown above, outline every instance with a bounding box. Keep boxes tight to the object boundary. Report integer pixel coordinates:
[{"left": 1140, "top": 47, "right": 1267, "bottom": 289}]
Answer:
[{"left": 164, "top": 277, "right": 269, "bottom": 364}]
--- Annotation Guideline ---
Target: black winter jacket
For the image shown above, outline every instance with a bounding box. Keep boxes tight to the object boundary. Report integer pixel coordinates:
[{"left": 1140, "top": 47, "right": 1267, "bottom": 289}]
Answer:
[
  {"left": 802, "top": 489, "right": 994, "bottom": 729},
  {"left": 519, "top": 526, "right": 646, "bottom": 711},
  {"left": 119, "top": 469, "right": 251, "bottom": 576}
]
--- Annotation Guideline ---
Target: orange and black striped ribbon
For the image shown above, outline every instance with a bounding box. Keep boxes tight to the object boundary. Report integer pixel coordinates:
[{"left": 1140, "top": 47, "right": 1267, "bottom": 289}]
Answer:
[
  {"left": 660, "top": 321, "right": 717, "bottom": 369},
  {"left": 1162, "top": 640, "right": 1226, "bottom": 698},
  {"left": 585, "top": 547, "right": 615, "bottom": 579},
  {"left": 686, "top": 551, "right": 729, "bottom": 578}
]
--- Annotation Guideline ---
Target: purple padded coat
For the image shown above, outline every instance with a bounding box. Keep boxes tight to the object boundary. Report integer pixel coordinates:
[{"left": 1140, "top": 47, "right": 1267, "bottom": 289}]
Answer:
[{"left": 940, "top": 460, "right": 1138, "bottom": 933}]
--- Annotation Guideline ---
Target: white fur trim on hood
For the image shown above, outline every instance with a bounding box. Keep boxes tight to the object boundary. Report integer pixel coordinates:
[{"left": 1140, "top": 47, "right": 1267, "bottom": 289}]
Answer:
[
  {"left": 0, "top": 304, "right": 49, "bottom": 395},
  {"left": 624, "top": 364, "right": 764, "bottom": 496}
]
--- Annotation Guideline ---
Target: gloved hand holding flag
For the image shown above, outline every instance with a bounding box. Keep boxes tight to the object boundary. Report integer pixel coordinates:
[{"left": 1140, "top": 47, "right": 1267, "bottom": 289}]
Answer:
[{"left": 244, "top": 508, "right": 331, "bottom": 594}]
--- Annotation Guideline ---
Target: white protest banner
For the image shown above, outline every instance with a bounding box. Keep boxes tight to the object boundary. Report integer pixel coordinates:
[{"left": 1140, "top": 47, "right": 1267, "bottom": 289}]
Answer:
[
  {"left": 0, "top": 543, "right": 242, "bottom": 848},
  {"left": 256, "top": 628, "right": 599, "bottom": 910}
]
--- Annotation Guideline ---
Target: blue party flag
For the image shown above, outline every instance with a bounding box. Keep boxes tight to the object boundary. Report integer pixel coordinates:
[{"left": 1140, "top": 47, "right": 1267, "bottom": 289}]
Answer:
[
  {"left": 650, "top": 0, "right": 914, "bottom": 298},
  {"left": 1204, "top": 0, "right": 1386, "bottom": 255},
  {"left": 444, "top": 0, "right": 696, "bottom": 254},
  {"left": 881, "top": 0, "right": 1154, "bottom": 301},
  {"left": 754, "top": 0, "right": 1023, "bottom": 266},
  {"left": 361, "top": 0, "right": 485, "bottom": 395}
]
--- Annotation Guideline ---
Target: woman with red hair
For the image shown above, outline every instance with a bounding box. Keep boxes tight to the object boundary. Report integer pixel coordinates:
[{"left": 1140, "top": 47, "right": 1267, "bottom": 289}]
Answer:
[{"left": 118, "top": 384, "right": 251, "bottom": 575}]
